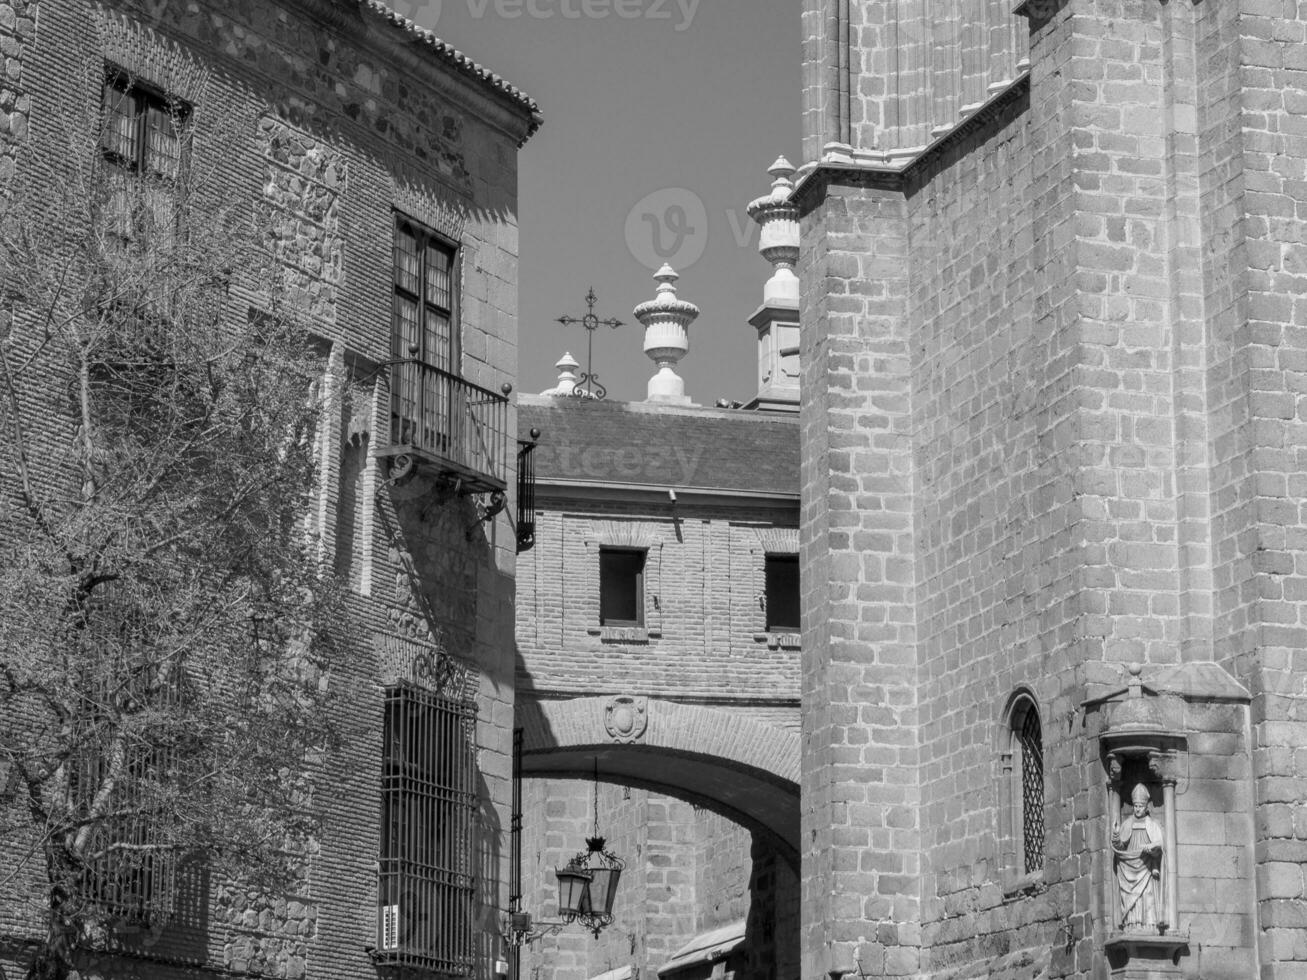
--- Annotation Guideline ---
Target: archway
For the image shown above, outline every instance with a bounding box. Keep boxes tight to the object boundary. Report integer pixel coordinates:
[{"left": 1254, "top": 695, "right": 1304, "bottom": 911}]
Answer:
[{"left": 517, "top": 695, "right": 800, "bottom": 861}]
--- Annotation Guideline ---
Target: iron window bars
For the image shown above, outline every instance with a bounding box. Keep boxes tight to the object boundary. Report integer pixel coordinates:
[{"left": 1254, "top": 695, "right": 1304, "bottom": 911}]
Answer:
[
  {"left": 377, "top": 685, "right": 478, "bottom": 975},
  {"left": 99, "top": 67, "right": 188, "bottom": 242},
  {"left": 1017, "top": 707, "right": 1045, "bottom": 874}
]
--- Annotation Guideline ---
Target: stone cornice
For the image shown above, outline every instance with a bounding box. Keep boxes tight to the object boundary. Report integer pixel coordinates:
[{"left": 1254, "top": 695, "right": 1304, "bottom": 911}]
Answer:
[{"left": 792, "top": 71, "right": 1031, "bottom": 214}]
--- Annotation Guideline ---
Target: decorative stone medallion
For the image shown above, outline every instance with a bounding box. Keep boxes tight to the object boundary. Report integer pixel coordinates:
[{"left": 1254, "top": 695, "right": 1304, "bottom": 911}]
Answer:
[{"left": 605, "top": 696, "right": 648, "bottom": 744}]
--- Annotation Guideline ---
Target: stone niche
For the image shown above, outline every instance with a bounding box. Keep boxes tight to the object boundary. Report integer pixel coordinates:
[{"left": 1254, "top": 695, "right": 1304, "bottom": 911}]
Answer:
[{"left": 1082, "top": 663, "right": 1252, "bottom": 979}]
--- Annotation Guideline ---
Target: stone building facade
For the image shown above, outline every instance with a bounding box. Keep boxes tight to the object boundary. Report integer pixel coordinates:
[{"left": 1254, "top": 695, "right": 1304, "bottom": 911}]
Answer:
[
  {"left": 796, "top": 0, "right": 1307, "bottom": 977},
  {"left": 0, "top": 3, "right": 537, "bottom": 980}
]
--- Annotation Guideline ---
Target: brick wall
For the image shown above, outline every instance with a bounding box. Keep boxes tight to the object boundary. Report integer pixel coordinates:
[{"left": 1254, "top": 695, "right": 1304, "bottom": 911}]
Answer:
[
  {"left": 0, "top": 3, "right": 531, "bottom": 980},
  {"left": 516, "top": 500, "right": 801, "bottom": 707}
]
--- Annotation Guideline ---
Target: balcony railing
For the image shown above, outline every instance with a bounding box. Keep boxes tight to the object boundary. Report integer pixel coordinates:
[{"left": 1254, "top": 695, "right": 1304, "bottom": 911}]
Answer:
[{"left": 384, "top": 360, "right": 509, "bottom": 494}]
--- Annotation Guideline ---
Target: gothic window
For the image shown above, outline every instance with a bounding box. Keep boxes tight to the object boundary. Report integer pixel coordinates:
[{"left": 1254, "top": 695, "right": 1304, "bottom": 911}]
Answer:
[
  {"left": 599, "top": 547, "right": 645, "bottom": 626},
  {"left": 1008, "top": 695, "right": 1045, "bottom": 876},
  {"left": 764, "top": 553, "right": 800, "bottom": 632},
  {"left": 378, "top": 686, "right": 477, "bottom": 974}
]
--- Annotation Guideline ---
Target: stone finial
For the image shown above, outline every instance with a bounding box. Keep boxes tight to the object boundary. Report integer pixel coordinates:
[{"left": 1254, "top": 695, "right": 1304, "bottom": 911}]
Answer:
[
  {"left": 633, "top": 265, "right": 699, "bottom": 405},
  {"left": 541, "top": 351, "right": 585, "bottom": 397},
  {"left": 746, "top": 156, "right": 800, "bottom": 309}
]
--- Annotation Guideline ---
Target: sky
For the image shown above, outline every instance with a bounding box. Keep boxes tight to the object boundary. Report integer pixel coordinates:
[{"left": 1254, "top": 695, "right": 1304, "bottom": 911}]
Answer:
[{"left": 390, "top": 0, "right": 802, "bottom": 405}]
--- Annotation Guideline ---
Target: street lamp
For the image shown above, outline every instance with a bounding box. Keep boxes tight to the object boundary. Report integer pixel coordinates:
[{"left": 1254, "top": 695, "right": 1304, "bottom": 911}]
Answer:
[{"left": 553, "top": 762, "right": 624, "bottom": 937}]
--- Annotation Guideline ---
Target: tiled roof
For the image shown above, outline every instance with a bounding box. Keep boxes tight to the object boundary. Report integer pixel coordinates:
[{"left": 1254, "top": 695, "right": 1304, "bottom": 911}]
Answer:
[
  {"left": 518, "top": 396, "right": 799, "bottom": 497},
  {"left": 361, "top": 1, "right": 541, "bottom": 140}
]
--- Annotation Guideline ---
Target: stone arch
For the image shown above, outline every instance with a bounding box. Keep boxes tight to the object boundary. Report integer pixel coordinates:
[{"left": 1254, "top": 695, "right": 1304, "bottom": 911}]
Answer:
[{"left": 517, "top": 696, "right": 800, "bottom": 863}]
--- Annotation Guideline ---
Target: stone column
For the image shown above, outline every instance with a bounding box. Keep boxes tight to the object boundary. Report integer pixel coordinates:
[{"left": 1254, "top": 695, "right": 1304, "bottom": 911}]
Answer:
[{"left": 1149, "top": 751, "right": 1181, "bottom": 934}]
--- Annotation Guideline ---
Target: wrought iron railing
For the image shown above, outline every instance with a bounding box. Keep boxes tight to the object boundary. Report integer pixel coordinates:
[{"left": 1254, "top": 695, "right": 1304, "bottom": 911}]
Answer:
[
  {"left": 387, "top": 360, "right": 509, "bottom": 493},
  {"left": 516, "top": 439, "right": 537, "bottom": 554}
]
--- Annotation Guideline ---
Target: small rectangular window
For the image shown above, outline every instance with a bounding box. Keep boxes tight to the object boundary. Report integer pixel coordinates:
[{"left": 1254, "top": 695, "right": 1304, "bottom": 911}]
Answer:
[
  {"left": 600, "top": 548, "right": 645, "bottom": 626},
  {"left": 764, "top": 554, "right": 800, "bottom": 632}
]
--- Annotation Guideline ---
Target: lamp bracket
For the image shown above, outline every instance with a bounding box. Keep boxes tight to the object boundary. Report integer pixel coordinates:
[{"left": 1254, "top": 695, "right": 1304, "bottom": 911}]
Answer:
[{"left": 502, "top": 911, "right": 567, "bottom": 947}]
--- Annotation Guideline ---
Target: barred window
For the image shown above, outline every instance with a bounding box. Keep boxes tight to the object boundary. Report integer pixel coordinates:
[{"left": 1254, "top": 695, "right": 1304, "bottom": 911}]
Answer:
[
  {"left": 378, "top": 686, "right": 477, "bottom": 975},
  {"left": 1012, "top": 697, "right": 1044, "bottom": 874},
  {"left": 72, "top": 609, "right": 183, "bottom": 927},
  {"left": 76, "top": 741, "right": 177, "bottom": 924},
  {"left": 99, "top": 67, "right": 189, "bottom": 242}
]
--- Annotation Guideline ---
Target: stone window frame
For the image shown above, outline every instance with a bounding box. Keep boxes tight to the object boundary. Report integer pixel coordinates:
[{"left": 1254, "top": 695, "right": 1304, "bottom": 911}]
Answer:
[
  {"left": 999, "top": 689, "right": 1046, "bottom": 895},
  {"left": 583, "top": 523, "right": 662, "bottom": 643},
  {"left": 750, "top": 528, "right": 800, "bottom": 650}
]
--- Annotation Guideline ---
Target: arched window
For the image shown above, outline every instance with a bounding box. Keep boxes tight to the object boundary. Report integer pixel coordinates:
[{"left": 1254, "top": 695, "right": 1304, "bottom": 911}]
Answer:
[{"left": 1002, "top": 693, "right": 1044, "bottom": 881}]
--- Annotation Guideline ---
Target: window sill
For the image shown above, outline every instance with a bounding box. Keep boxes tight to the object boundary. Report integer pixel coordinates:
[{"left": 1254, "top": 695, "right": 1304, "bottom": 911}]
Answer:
[
  {"left": 589, "top": 626, "right": 660, "bottom": 644},
  {"left": 754, "top": 631, "right": 801, "bottom": 650},
  {"left": 1002, "top": 869, "right": 1045, "bottom": 899}
]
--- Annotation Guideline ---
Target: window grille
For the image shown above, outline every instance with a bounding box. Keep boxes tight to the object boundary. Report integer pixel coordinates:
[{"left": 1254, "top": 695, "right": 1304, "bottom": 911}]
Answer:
[
  {"left": 378, "top": 686, "right": 478, "bottom": 975},
  {"left": 99, "top": 67, "right": 189, "bottom": 243},
  {"left": 1016, "top": 706, "right": 1044, "bottom": 874},
  {"left": 72, "top": 607, "right": 183, "bottom": 926}
]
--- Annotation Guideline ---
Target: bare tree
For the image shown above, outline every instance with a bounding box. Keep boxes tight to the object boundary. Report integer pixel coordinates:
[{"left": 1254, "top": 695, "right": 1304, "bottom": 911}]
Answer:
[{"left": 0, "top": 67, "right": 349, "bottom": 979}]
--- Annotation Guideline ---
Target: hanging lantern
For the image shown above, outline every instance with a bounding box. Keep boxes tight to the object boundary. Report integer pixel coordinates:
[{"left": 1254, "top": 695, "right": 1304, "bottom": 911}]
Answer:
[
  {"left": 552, "top": 761, "right": 625, "bottom": 937},
  {"left": 554, "top": 863, "right": 592, "bottom": 917}
]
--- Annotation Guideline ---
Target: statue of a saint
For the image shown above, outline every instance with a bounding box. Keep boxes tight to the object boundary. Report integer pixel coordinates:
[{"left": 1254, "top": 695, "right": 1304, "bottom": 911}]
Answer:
[{"left": 1112, "top": 783, "right": 1165, "bottom": 931}]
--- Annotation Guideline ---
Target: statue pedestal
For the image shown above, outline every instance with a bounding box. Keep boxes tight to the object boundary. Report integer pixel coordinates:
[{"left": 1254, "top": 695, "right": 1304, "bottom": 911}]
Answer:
[{"left": 1105, "top": 932, "right": 1190, "bottom": 979}]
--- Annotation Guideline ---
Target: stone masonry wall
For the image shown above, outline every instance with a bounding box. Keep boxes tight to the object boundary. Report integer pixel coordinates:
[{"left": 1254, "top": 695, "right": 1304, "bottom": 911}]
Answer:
[
  {"left": 517, "top": 779, "right": 761, "bottom": 980},
  {"left": 800, "top": 0, "right": 1305, "bottom": 974},
  {"left": 0, "top": 4, "right": 529, "bottom": 980},
  {"left": 797, "top": 178, "right": 921, "bottom": 979},
  {"left": 1218, "top": 1, "right": 1307, "bottom": 974}
]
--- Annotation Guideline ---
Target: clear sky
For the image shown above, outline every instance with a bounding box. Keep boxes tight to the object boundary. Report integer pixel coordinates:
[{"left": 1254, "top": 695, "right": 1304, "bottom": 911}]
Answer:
[{"left": 392, "top": 0, "right": 802, "bottom": 405}]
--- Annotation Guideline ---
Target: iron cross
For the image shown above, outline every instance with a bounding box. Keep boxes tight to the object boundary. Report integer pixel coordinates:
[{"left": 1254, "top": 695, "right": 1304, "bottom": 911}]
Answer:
[{"left": 556, "top": 287, "right": 623, "bottom": 400}]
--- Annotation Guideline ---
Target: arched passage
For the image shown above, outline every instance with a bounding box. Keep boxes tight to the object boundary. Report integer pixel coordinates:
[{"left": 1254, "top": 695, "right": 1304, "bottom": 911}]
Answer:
[{"left": 517, "top": 696, "right": 800, "bottom": 863}]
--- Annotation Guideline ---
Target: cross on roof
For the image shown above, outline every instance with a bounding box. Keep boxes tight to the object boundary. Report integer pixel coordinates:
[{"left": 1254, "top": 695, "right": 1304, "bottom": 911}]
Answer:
[{"left": 556, "top": 287, "right": 624, "bottom": 400}]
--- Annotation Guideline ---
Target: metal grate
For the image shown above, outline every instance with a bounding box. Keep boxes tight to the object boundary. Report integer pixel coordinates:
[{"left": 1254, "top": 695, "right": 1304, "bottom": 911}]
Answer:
[
  {"left": 516, "top": 441, "right": 537, "bottom": 554},
  {"left": 378, "top": 686, "right": 478, "bottom": 975},
  {"left": 1017, "top": 707, "right": 1045, "bottom": 873}
]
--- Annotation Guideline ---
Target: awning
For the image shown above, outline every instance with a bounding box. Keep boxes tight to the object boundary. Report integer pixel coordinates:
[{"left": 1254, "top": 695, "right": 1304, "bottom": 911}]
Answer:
[{"left": 658, "top": 920, "right": 748, "bottom": 976}]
